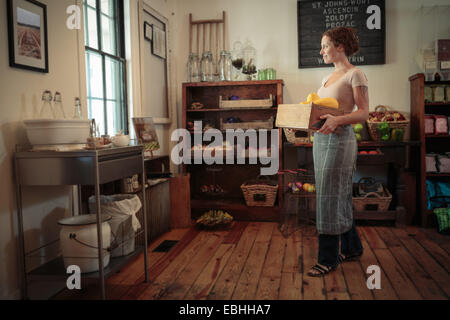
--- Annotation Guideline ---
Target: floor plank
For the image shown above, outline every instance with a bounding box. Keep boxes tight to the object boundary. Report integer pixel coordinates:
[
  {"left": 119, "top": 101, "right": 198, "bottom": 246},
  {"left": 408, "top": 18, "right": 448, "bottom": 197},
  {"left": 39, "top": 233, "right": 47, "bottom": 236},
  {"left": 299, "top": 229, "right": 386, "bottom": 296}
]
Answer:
[
  {"left": 340, "top": 259, "right": 374, "bottom": 300},
  {"left": 136, "top": 230, "right": 212, "bottom": 299},
  {"left": 279, "top": 229, "right": 303, "bottom": 300},
  {"left": 301, "top": 227, "right": 326, "bottom": 300},
  {"left": 223, "top": 221, "right": 249, "bottom": 244},
  {"left": 391, "top": 228, "right": 450, "bottom": 298},
  {"left": 388, "top": 244, "right": 446, "bottom": 300},
  {"left": 51, "top": 224, "right": 450, "bottom": 301},
  {"left": 230, "top": 222, "right": 277, "bottom": 300},
  {"left": 109, "top": 228, "right": 191, "bottom": 286},
  {"left": 254, "top": 227, "right": 286, "bottom": 300},
  {"left": 184, "top": 243, "right": 235, "bottom": 300},
  {"left": 324, "top": 266, "right": 351, "bottom": 300},
  {"left": 207, "top": 222, "right": 261, "bottom": 300},
  {"left": 372, "top": 248, "right": 422, "bottom": 300},
  {"left": 359, "top": 237, "right": 398, "bottom": 300},
  {"left": 359, "top": 226, "right": 387, "bottom": 249},
  {"left": 160, "top": 230, "right": 229, "bottom": 300}
]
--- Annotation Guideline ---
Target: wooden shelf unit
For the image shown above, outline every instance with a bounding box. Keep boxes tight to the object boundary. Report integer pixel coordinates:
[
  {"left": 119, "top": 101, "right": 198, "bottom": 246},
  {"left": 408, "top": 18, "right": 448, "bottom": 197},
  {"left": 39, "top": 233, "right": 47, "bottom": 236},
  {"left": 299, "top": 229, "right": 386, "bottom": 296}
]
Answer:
[
  {"left": 409, "top": 73, "right": 450, "bottom": 226},
  {"left": 182, "top": 80, "right": 284, "bottom": 221}
]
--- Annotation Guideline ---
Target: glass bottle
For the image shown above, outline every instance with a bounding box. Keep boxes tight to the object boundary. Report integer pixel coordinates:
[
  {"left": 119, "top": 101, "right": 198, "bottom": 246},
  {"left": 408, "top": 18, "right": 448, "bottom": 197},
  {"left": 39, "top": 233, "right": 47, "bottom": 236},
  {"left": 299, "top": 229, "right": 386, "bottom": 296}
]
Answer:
[
  {"left": 39, "top": 90, "right": 55, "bottom": 119},
  {"left": 53, "top": 91, "right": 66, "bottom": 119},
  {"left": 201, "top": 51, "right": 214, "bottom": 82},
  {"left": 189, "top": 53, "right": 200, "bottom": 82},
  {"left": 225, "top": 51, "right": 232, "bottom": 81},
  {"left": 218, "top": 50, "right": 227, "bottom": 81},
  {"left": 242, "top": 40, "right": 257, "bottom": 80},
  {"left": 207, "top": 51, "right": 215, "bottom": 82},
  {"left": 186, "top": 53, "right": 193, "bottom": 82},
  {"left": 73, "top": 97, "right": 82, "bottom": 119}
]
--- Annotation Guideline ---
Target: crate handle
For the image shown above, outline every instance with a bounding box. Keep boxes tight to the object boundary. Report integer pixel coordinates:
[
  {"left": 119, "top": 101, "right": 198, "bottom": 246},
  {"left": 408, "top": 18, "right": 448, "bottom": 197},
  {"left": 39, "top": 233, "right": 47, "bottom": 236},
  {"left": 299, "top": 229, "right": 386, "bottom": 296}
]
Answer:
[{"left": 361, "top": 191, "right": 384, "bottom": 199}]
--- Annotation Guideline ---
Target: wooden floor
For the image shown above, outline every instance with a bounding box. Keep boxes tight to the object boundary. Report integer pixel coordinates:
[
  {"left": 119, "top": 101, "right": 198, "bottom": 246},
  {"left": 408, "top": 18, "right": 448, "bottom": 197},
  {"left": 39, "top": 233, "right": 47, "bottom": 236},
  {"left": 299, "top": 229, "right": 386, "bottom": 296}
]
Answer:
[{"left": 54, "top": 222, "right": 450, "bottom": 300}]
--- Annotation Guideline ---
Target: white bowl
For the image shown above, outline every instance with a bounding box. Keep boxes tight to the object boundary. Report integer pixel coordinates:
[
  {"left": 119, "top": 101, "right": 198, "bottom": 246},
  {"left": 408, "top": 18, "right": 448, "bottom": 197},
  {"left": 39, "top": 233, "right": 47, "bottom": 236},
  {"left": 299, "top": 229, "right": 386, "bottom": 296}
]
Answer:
[
  {"left": 112, "top": 134, "right": 130, "bottom": 147},
  {"left": 24, "top": 119, "right": 91, "bottom": 145}
]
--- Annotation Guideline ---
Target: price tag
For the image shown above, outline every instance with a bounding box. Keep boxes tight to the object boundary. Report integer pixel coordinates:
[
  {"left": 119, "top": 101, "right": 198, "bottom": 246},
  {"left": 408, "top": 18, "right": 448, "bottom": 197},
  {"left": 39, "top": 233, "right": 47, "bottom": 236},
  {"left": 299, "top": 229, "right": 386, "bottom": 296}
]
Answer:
[
  {"left": 440, "top": 61, "right": 450, "bottom": 70},
  {"left": 424, "top": 61, "right": 437, "bottom": 69}
]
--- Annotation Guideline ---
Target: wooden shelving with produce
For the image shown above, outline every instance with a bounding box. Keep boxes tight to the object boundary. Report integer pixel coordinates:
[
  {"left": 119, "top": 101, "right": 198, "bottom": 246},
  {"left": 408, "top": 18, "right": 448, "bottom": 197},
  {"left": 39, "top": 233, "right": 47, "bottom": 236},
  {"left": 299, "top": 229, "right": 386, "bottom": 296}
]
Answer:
[
  {"left": 182, "top": 80, "right": 284, "bottom": 221},
  {"left": 409, "top": 73, "right": 450, "bottom": 226}
]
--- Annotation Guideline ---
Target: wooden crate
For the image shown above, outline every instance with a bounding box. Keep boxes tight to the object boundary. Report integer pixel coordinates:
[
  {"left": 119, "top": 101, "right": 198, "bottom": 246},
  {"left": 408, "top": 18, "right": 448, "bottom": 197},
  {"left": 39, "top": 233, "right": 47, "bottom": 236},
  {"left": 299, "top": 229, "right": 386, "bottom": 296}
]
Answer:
[
  {"left": 219, "top": 94, "right": 273, "bottom": 109},
  {"left": 220, "top": 116, "right": 274, "bottom": 130}
]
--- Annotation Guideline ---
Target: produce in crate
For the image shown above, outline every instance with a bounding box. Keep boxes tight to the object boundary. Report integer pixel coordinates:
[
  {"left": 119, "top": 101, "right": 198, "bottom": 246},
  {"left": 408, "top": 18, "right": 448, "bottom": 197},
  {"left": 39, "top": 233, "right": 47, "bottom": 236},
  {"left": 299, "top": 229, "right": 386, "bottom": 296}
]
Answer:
[
  {"left": 196, "top": 210, "right": 233, "bottom": 227},
  {"left": 367, "top": 106, "right": 408, "bottom": 142}
]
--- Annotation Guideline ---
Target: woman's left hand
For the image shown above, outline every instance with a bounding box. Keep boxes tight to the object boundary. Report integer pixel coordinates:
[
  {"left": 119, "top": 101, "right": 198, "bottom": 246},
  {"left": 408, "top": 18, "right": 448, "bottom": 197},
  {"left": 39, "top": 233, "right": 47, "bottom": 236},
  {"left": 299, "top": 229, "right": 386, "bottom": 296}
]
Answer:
[{"left": 317, "top": 114, "right": 340, "bottom": 134}]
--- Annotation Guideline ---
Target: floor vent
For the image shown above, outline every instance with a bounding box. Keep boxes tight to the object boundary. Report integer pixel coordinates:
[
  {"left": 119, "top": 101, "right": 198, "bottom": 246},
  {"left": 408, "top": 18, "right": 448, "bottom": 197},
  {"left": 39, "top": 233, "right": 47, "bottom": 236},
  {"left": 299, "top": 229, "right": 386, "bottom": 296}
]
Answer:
[{"left": 152, "top": 240, "right": 179, "bottom": 252}]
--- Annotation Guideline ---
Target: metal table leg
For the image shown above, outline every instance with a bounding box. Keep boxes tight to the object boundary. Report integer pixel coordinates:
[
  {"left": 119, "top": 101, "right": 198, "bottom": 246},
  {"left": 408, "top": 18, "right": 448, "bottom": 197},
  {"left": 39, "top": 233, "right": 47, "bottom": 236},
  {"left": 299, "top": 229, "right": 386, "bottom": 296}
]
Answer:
[{"left": 94, "top": 153, "right": 106, "bottom": 300}]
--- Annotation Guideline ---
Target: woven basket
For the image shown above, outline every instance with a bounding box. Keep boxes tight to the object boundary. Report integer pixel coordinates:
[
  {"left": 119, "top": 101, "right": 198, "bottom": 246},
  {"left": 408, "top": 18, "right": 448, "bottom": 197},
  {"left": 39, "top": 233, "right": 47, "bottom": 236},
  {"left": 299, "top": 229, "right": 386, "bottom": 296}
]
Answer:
[
  {"left": 283, "top": 128, "right": 310, "bottom": 144},
  {"left": 241, "top": 176, "right": 278, "bottom": 207},
  {"left": 434, "top": 207, "right": 450, "bottom": 234},
  {"left": 352, "top": 185, "right": 392, "bottom": 211},
  {"left": 366, "top": 105, "right": 409, "bottom": 141}
]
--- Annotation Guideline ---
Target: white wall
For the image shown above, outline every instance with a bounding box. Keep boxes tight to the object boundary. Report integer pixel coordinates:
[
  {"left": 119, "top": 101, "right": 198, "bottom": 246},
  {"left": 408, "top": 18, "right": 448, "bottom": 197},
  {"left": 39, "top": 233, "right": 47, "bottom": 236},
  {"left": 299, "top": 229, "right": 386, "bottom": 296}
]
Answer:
[
  {"left": 0, "top": 0, "right": 82, "bottom": 299},
  {"left": 168, "top": 0, "right": 450, "bottom": 126}
]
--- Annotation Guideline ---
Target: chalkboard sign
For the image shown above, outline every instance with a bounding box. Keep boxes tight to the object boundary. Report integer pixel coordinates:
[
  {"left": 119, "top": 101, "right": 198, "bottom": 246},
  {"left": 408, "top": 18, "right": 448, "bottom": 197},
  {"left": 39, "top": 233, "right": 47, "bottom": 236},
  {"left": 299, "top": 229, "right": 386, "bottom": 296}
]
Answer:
[{"left": 298, "top": 0, "right": 385, "bottom": 68}]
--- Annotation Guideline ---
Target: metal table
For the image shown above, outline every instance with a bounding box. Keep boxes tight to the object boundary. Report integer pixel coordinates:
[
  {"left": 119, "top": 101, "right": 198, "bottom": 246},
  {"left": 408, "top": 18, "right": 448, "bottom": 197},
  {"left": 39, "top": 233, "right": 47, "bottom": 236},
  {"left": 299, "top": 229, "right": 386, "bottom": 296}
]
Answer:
[{"left": 14, "top": 145, "right": 149, "bottom": 300}]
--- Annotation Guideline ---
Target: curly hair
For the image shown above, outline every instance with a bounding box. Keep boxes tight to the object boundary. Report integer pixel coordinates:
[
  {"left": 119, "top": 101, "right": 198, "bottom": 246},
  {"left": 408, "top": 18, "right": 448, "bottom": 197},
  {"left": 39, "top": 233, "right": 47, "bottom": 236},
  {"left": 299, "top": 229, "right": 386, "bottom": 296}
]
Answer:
[{"left": 323, "top": 27, "right": 360, "bottom": 57}]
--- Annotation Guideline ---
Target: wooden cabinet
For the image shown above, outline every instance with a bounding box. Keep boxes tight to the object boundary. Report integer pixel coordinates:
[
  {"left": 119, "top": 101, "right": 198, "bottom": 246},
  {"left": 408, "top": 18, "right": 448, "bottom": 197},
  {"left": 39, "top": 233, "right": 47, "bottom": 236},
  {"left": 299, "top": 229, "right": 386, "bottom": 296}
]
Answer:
[
  {"left": 409, "top": 73, "right": 450, "bottom": 226},
  {"left": 181, "top": 80, "right": 284, "bottom": 221}
]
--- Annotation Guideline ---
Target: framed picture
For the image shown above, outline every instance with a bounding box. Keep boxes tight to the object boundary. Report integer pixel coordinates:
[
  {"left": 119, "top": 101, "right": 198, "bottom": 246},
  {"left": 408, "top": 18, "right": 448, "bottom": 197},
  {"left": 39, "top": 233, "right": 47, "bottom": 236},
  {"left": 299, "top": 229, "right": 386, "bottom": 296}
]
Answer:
[
  {"left": 7, "top": 0, "right": 49, "bottom": 73},
  {"left": 132, "top": 117, "right": 160, "bottom": 157},
  {"left": 144, "top": 21, "right": 152, "bottom": 41},
  {"left": 151, "top": 24, "right": 166, "bottom": 59}
]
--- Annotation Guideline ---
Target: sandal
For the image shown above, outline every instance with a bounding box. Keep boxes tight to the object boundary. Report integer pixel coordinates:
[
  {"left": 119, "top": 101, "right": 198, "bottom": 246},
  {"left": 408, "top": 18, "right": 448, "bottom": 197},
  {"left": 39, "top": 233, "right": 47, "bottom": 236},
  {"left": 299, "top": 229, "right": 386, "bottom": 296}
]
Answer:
[
  {"left": 338, "top": 252, "right": 363, "bottom": 263},
  {"left": 307, "top": 263, "right": 336, "bottom": 277}
]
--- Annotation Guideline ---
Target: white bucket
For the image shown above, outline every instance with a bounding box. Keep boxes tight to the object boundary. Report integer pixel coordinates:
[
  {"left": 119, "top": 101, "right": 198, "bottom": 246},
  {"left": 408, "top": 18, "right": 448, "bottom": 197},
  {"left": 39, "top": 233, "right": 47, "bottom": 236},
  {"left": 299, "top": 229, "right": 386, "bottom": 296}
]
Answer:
[{"left": 58, "top": 214, "right": 112, "bottom": 273}]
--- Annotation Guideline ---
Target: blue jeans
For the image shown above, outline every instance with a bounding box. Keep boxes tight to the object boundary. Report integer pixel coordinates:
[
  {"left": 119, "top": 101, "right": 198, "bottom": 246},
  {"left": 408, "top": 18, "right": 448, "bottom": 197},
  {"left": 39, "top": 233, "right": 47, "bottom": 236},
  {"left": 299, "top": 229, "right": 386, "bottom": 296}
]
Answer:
[{"left": 318, "top": 222, "right": 363, "bottom": 267}]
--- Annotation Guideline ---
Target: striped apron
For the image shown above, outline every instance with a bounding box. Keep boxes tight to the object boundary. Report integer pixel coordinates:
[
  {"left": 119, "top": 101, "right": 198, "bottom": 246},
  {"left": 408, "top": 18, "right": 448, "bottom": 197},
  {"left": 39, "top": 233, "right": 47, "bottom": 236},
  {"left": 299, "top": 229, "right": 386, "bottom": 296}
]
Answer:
[{"left": 312, "top": 125, "right": 357, "bottom": 235}]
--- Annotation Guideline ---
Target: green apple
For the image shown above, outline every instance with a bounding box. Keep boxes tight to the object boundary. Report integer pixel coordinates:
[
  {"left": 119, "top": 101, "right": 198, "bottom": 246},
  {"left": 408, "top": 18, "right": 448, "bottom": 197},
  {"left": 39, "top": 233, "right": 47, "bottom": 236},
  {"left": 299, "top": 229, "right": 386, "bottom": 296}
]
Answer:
[
  {"left": 354, "top": 123, "right": 363, "bottom": 133},
  {"left": 355, "top": 133, "right": 362, "bottom": 141}
]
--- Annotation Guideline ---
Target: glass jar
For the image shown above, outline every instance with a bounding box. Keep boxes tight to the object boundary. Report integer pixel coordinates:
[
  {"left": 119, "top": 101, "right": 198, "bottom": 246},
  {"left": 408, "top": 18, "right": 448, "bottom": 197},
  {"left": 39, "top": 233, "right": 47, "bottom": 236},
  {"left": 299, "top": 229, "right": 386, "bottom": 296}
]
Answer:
[
  {"left": 201, "top": 51, "right": 214, "bottom": 82},
  {"left": 218, "top": 50, "right": 232, "bottom": 81},
  {"left": 53, "top": 91, "right": 66, "bottom": 119},
  {"left": 39, "top": 90, "right": 55, "bottom": 119},
  {"left": 242, "top": 41, "right": 257, "bottom": 80},
  {"left": 73, "top": 97, "right": 82, "bottom": 119},
  {"left": 231, "top": 41, "right": 244, "bottom": 81},
  {"left": 187, "top": 53, "right": 200, "bottom": 82}
]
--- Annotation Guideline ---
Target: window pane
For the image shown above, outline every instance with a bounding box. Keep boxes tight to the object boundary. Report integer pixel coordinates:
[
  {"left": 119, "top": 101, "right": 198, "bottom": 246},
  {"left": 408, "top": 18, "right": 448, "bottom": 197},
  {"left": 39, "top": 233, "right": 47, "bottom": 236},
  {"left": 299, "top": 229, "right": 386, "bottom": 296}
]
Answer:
[
  {"left": 88, "top": 98, "right": 105, "bottom": 135},
  {"left": 101, "top": 15, "right": 116, "bottom": 55},
  {"left": 101, "top": 0, "right": 114, "bottom": 17},
  {"left": 106, "top": 101, "right": 122, "bottom": 135},
  {"left": 85, "top": 7, "right": 98, "bottom": 49},
  {"left": 86, "top": 51, "right": 104, "bottom": 99},
  {"left": 105, "top": 57, "right": 119, "bottom": 100},
  {"left": 86, "top": 0, "right": 96, "bottom": 8}
]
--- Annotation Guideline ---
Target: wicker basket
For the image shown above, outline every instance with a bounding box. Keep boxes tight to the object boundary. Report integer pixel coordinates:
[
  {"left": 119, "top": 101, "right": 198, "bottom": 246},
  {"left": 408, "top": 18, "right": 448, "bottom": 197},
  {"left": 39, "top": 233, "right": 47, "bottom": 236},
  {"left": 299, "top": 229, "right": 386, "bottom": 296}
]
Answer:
[
  {"left": 352, "top": 185, "right": 392, "bottom": 211},
  {"left": 366, "top": 105, "right": 409, "bottom": 141},
  {"left": 283, "top": 128, "right": 310, "bottom": 144},
  {"left": 241, "top": 176, "right": 278, "bottom": 207}
]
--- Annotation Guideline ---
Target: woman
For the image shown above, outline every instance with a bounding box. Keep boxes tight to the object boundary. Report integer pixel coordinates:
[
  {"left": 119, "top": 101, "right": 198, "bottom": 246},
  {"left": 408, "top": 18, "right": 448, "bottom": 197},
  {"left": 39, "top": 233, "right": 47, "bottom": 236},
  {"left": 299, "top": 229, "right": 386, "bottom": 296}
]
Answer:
[{"left": 307, "top": 27, "right": 369, "bottom": 277}]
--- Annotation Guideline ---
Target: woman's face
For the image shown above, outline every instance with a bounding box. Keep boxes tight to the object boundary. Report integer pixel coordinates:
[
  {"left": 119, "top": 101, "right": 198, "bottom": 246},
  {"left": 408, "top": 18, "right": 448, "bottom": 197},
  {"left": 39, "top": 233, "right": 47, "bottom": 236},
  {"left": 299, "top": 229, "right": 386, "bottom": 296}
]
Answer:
[{"left": 320, "top": 36, "right": 341, "bottom": 64}]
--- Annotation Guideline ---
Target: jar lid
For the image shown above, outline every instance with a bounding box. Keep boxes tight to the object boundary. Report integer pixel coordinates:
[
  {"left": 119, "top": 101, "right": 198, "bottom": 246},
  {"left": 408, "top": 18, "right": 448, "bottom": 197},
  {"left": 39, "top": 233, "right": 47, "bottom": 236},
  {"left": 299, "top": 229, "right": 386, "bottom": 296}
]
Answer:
[{"left": 58, "top": 214, "right": 112, "bottom": 226}]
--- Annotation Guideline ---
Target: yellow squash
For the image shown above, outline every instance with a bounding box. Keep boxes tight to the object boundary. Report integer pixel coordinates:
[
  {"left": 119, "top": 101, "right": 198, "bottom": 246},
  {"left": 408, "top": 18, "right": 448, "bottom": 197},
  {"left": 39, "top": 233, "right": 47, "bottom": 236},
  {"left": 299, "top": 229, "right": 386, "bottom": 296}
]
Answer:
[{"left": 300, "top": 92, "right": 339, "bottom": 109}]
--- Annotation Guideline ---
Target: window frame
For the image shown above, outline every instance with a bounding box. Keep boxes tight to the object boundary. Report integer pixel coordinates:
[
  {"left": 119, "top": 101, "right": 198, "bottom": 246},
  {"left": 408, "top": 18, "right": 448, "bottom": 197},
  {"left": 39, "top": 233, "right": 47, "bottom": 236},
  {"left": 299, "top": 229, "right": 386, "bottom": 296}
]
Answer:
[{"left": 84, "top": 0, "right": 128, "bottom": 135}]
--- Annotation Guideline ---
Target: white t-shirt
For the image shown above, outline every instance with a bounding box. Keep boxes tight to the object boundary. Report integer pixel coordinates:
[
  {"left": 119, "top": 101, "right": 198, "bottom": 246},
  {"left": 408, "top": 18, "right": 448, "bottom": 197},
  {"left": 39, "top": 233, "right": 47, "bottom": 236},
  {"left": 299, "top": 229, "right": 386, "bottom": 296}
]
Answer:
[{"left": 317, "top": 67, "right": 368, "bottom": 113}]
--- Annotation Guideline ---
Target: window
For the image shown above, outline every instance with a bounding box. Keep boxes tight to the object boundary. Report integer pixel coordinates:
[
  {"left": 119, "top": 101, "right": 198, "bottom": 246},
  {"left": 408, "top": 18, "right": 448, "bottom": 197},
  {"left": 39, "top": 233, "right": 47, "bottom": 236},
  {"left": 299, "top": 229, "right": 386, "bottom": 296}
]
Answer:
[{"left": 83, "top": 0, "right": 127, "bottom": 135}]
